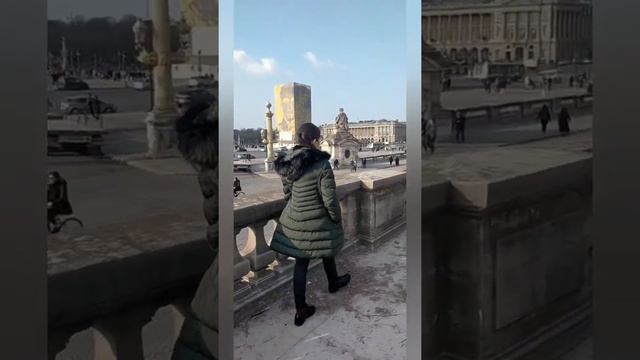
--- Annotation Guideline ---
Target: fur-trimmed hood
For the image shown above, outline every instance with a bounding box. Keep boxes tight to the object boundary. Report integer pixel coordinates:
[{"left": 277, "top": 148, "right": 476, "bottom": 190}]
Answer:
[{"left": 274, "top": 146, "right": 331, "bottom": 182}]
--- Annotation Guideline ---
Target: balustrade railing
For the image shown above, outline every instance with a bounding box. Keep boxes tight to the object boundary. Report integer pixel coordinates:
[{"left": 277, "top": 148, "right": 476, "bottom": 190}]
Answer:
[
  {"left": 49, "top": 171, "right": 407, "bottom": 359},
  {"left": 233, "top": 173, "right": 406, "bottom": 310},
  {"left": 48, "top": 219, "right": 213, "bottom": 360},
  {"left": 442, "top": 93, "right": 593, "bottom": 126}
]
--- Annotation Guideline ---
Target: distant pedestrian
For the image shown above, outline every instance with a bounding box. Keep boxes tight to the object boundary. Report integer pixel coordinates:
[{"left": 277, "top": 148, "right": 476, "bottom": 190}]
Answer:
[
  {"left": 569, "top": 75, "right": 575, "bottom": 87},
  {"left": 425, "top": 118, "right": 437, "bottom": 154},
  {"left": 333, "top": 158, "right": 339, "bottom": 170},
  {"left": 351, "top": 160, "right": 357, "bottom": 172},
  {"left": 498, "top": 77, "right": 507, "bottom": 94},
  {"left": 558, "top": 107, "right": 572, "bottom": 135},
  {"left": 47, "top": 171, "right": 73, "bottom": 233},
  {"left": 455, "top": 111, "right": 466, "bottom": 143},
  {"left": 88, "top": 94, "right": 102, "bottom": 120},
  {"left": 233, "top": 177, "right": 244, "bottom": 197},
  {"left": 538, "top": 104, "right": 551, "bottom": 133},
  {"left": 547, "top": 77, "right": 553, "bottom": 91},
  {"left": 395, "top": 156, "right": 400, "bottom": 166},
  {"left": 389, "top": 156, "right": 393, "bottom": 166},
  {"left": 362, "top": 158, "right": 367, "bottom": 168}
]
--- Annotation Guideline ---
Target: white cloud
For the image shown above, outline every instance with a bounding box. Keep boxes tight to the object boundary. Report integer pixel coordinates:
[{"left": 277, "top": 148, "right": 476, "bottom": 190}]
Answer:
[
  {"left": 234, "top": 50, "right": 277, "bottom": 75},
  {"left": 304, "top": 51, "right": 334, "bottom": 69}
]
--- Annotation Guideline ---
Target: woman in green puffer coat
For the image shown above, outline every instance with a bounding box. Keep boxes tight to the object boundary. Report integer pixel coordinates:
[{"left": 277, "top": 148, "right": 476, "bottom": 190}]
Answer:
[{"left": 271, "top": 122, "right": 351, "bottom": 326}]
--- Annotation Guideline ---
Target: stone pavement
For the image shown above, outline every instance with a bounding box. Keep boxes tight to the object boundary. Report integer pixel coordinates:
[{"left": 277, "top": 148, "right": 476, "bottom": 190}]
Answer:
[
  {"left": 556, "top": 336, "right": 593, "bottom": 360},
  {"left": 234, "top": 228, "right": 407, "bottom": 360}
]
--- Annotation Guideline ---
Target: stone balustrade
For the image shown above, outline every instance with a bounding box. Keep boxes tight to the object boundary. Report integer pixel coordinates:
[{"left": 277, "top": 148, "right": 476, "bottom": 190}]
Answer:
[
  {"left": 442, "top": 93, "right": 593, "bottom": 126},
  {"left": 232, "top": 170, "right": 407, "bottom": 310},
  {"left": 48, "top": 214, "right": 214, "bottom": 359}
]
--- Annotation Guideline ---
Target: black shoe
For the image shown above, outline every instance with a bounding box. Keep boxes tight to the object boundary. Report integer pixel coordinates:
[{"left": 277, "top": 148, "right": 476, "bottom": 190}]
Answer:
[
  {"left": 329, "top": 274, "right": 351, "bottom": 293},
  {"left": 294, "top": 305, "right": 316, "bottom": 326}
]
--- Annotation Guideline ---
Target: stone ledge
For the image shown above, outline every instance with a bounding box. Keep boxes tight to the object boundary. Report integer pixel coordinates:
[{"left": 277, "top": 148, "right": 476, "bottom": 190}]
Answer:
[
  {"left": 47, "top": 212, "right": 212, "bottom": 333},
  {"left": 422, "top": 144, "right": 593, "bottom": 213}
]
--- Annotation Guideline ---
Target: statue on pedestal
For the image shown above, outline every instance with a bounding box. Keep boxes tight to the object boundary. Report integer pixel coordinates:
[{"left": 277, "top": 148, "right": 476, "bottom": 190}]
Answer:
[
  {"left": 335, "top": 108, "right": 349, "bottom": 132},
  {"left": 322, "top": 107, "right": 360, "bottom": 169}
]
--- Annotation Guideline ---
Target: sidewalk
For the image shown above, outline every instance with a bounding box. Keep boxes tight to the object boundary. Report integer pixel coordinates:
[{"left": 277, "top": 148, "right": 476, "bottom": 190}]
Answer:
[
  {"left": 234, "top": 228, "right": 407, "bottom": 360},
  {"left": 556, "top": 336, "right": 593, "bottom": 360}
]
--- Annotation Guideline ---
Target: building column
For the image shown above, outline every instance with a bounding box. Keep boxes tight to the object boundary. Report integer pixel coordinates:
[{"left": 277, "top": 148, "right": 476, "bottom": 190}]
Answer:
[
  {"left": 458, "top": 15, "right": 463, "bottom": 43},
  {"left": 469, "top": 14, "right": 473, "bottom": 43},
  {"left": 557, "top": 10, "right": 562, "bottom": 39},
  {"left": 569, "top": 12, "right": 574, "bottom": 40},
  {"left": 479, "top": 13, "right": 484, "bottom": 40},
  {"left": 145, "top": 0, "right": 178, "bottom": 157},
  {"left": 549, "top": 8, "right": 558, "bottom": 40},
  {"left": 425, "top": 16, "right": 431, "bottom": 42},
  {"left": 445, "top": 15, "right": 450, "bottom": 43}
]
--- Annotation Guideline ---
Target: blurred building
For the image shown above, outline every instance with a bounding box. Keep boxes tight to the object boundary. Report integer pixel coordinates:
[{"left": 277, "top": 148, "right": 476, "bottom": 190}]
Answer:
[
  {"left": 422, "top": 0, "right": 592, "bottom": 68},
  {"left": 321, "top": 120, "right": 406, "bottom": 145},
  {"left": 172, "top": 0, "right": 218, "bottom": 79}
]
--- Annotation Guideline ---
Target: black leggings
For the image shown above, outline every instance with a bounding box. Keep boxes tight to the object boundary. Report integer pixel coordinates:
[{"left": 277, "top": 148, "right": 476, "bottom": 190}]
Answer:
[{"left": 293, "top": 257, "right": 338, "bottom": 310}]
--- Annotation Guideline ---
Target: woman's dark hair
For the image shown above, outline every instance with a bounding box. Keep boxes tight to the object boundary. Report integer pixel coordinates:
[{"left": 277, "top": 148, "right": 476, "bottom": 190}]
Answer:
[
  {"left": 296, "top": 122, "right": 321, "bottom": 147},
  {"left": 49, "top": 171, "right": 60, "bottom": 180},
  {"left": 175, "top": 102, "right": 218, "bottom": 169}
]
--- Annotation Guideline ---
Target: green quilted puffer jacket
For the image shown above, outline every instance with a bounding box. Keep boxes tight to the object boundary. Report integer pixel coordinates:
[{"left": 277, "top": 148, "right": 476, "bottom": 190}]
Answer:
[{"left": 271, "top": 146, "right": 345, "bottom": 259}]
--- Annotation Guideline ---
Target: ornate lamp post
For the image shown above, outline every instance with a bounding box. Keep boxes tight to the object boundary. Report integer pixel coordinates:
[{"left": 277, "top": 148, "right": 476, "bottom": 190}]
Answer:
[
  {"left": 263, "top": 102, "right": 276, "bottom": 172},
  {"left": 132, "top": 0, "right": 185, "bottom": 158}
]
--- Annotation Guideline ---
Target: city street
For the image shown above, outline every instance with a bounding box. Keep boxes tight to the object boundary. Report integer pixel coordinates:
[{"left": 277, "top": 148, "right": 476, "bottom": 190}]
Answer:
[
  {"left": 47, "top": 83, "right": 193, "bottom": 113},
  {"left": 48, "top": 87, "right": 152, "bottom": 113}
]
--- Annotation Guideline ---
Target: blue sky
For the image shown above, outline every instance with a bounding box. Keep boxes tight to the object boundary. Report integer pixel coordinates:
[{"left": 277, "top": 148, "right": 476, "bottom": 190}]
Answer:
[{"left": 234, "top": 0, "right": 406, "bottom": 129}]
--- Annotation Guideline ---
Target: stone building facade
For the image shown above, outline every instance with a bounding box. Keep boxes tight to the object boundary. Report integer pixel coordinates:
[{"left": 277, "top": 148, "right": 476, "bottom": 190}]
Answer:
[
  {"left": 422, "top": 0, "right": 592, "bottom": 67},
  {"left": 321, "top": 120, "right": 406, "bottom": 145}
]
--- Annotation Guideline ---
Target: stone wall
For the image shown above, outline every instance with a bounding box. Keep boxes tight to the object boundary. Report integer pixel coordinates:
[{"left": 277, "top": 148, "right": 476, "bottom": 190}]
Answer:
[{"left": 422, "top": 146, "right": 593, "bottom": 359}]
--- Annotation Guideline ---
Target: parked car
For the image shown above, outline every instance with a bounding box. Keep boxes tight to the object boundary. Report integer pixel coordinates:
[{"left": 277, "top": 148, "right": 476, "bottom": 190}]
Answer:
[
  {"left": 175, "top": 88, "right": 217, "bottom": 110},
  {"left": 188, "top": 76, "right": 218, "bottom": 89},
  {"left": 235, "top": 153, "right": 255, "bottom": 160},
  {"left": 56, "top": 77, "right": 90, "bottom": 91},
  {"left": 131, "top": 79, "right": 151, "bottom": 90},
  {"left": 48, "top": 120, "right": 105, "bottom": 155},
  {"left": 60, "top": 95, "right": 117, "bottom": 115}
]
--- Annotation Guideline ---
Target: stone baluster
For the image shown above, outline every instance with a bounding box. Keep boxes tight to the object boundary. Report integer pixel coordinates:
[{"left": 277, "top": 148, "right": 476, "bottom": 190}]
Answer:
[
  {"left": 234, "top": 227, "right": 251, "bottom": 280},
  {"left": 92, "top": 307, "right": 156, "bottom": 360},
  {"left": 245, "top": 220, "right": 276, "bottom": 272}
]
